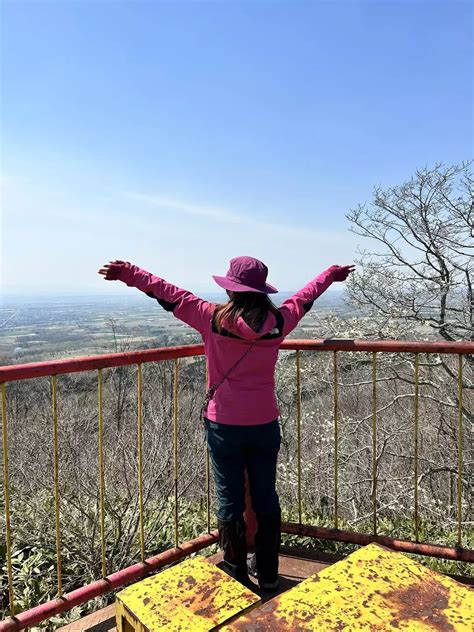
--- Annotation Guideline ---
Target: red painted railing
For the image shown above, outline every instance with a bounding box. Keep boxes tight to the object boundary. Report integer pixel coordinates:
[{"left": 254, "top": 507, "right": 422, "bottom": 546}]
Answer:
[{"left": 0, "top": 339, "right": 470, "bottom": 383}]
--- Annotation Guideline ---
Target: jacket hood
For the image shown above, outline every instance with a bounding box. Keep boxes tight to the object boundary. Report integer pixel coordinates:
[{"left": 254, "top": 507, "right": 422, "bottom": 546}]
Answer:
[{"left": 223, "top": 312, "right": 279, "bottom": 340}]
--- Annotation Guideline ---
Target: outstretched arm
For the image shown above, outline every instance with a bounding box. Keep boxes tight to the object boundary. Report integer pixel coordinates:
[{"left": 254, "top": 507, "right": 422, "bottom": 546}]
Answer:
[
  {"left": 98, "top": 260, "right": 213, "bottom": 334},
  {"left": 280, "top": 265, "right": 355, "bottom": 336}
]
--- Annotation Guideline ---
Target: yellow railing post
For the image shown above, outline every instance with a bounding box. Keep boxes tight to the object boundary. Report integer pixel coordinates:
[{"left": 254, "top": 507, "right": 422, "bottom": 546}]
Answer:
[
  {"left": 1, "top": 383, "right": 15, "bottom": 616},
  {"left": 457, "top": 355, "right": 463, "bottom": 547},
  {"left": 137, "top": 364, "right": 145, "bottom": 561},
  {"left": 173, "top": 358, "right": 179, "bottom": 547},
  {"left": 414, "top": 354, "right": 420, "bottom": 542},
  {"left": 372, "top": 352, "right": 377, "bottom": 536},
  {"left": 333, "top": 351, "right": 339, "bottom": 530},
  {"left": 98, "top": 369, "right": 106, "bottom": 577},
  {"left": 204, "top": 360, "right": 211, "bottom": 533},
  {"left": 205, "top": 447, "right": 211, "bottom": 533},
  {"left": 51, "top": 375, "right": 63, "bottom": 596},
  {"left": 296, "top": 351, "right": 302, "bottom": 524}
]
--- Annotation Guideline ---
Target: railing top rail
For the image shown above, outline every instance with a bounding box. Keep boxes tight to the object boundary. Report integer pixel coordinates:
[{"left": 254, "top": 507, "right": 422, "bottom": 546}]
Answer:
[
  {"left": 284, "top": 339, "right": 473, "bottom": 354},
  {"left": 0, "top": 344, "right": 205, "bottom": 383},
  {"left": 0, "top": 339, "right": 472, "bottom": 383}
]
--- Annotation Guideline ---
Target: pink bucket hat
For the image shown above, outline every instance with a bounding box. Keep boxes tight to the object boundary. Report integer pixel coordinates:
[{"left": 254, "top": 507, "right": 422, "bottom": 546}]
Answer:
[{"left": 213, "top": 256, "right": 278, "bottom": 294}]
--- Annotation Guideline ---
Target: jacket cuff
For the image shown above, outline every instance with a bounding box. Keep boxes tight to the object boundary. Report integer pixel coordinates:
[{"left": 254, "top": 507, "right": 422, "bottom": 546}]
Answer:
[
  {"left": 325, "top": 265, "right": 338, "bottom": 281},
  {"left": 115, "top": 262, "right": 134, "bottom": 284}
]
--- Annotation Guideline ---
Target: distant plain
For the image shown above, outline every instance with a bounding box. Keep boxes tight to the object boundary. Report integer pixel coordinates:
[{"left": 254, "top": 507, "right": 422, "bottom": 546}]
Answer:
[{"left": 0, "top": 290, "right": 354, "bottom": 362}]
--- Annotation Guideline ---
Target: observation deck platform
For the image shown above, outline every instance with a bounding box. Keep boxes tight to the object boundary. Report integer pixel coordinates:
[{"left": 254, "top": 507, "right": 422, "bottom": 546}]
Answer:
[
  {"left": 58, "top": 546, "right": 338, "bottom": 632},
  {"left": 58, "top": 545, "right": 474, "bottom": 632}
]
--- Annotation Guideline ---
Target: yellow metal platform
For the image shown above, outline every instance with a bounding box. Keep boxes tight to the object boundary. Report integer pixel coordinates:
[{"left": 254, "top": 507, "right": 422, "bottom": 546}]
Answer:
[
  {"left": 115, "top": 556, "right": 260, "bottom": 632},
  {"left": 222, "top": 543, "right": 474, "bottom": 631}
]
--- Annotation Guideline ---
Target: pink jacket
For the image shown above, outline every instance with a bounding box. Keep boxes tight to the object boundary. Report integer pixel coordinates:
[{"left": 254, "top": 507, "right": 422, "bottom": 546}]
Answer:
[{"left": 116, "top": 264, "right": 336, "bottom": 425}]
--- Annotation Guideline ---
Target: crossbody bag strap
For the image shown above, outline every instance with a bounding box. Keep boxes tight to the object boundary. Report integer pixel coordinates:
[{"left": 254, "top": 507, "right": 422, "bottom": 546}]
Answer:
[{"left": 200, "top": 338, "right": 258, "bottom": 421}]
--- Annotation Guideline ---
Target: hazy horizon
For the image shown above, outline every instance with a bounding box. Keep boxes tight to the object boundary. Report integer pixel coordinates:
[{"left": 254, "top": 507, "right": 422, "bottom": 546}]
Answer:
[{"left": 1, "top": 285, "right": 345, "bottom": 303}]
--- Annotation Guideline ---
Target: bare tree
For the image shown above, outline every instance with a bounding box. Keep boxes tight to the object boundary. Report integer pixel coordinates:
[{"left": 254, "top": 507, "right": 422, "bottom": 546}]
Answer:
[
  {"left": 343, "top": 163, "right": 473, "bottom": 537},
  {"left": 346, "top": 162, "right": 473, "bottom": 343}
]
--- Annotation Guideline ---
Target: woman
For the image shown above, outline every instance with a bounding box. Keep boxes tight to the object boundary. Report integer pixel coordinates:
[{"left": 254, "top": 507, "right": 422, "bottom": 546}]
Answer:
[{"left": 98, "top": 256, "right": 354, "bottom": 591}]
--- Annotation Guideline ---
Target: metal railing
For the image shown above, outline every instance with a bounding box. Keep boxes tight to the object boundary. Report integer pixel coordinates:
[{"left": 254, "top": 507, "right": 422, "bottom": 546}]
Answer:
[{"left": 0, "top": 339, "right": 472, "bottom": 630}]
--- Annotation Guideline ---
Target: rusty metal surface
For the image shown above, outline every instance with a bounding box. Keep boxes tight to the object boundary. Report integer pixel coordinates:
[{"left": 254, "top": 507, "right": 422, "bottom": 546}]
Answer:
[
  {"left": 58, "top": 605, "right": 116, "bottom": 632},
  {"left": 116, "top": 556, "right": 260, "bottom": 631},
  {"left": 222, "top": 543, "right": 474, "bottom": 631},
  {"left": 58, "top": 546, "right": 336, "bottom": 632}
]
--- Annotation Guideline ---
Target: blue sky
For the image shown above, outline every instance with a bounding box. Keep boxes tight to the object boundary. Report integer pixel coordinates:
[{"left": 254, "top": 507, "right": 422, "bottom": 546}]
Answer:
[{"left": 1, "top": 0, "right": 472, "bottom": 295}]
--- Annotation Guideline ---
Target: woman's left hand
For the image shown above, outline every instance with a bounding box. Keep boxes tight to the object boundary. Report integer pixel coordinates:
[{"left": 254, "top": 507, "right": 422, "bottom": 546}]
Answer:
[
  {"left": 98, "top": 260, "right": 128, "bottom": 280},
  {"left": 329, "top": 264, "right": 356, "bottom": 282}
]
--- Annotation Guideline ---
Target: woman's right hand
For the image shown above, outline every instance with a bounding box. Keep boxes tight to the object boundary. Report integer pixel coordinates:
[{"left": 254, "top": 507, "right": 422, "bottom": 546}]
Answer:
[
  {"left": 329, "top": 265, "right": 356, "bottom": 282},
  {"left": 98, "top": 260, "right": 128, "bottom": 281}
]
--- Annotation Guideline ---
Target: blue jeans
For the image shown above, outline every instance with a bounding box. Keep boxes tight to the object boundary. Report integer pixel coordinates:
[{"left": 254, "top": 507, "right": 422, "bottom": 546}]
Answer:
[{"left": 204, "top": 418, "right": 281, "bottom": 522}]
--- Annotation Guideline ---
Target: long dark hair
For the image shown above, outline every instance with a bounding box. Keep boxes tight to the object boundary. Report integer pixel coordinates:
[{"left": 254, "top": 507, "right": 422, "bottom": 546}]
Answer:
[{"left": 214, "top": 291, "right": 279, "bottom": 333}]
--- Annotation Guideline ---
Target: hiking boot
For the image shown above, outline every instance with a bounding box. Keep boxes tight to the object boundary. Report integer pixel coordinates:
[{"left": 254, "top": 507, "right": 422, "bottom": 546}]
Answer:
[
  {"left": 259, "top": 577, "right": 280, "bottom": 592},
  {"left": 254, "top": 512, "right": 281, "bottom": 589},
  {"left": 218, "top": 518, "right": 253, "bottom": 588},
  {"left": 248, "top": 551, "right": 280, "bottom": 591}
]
